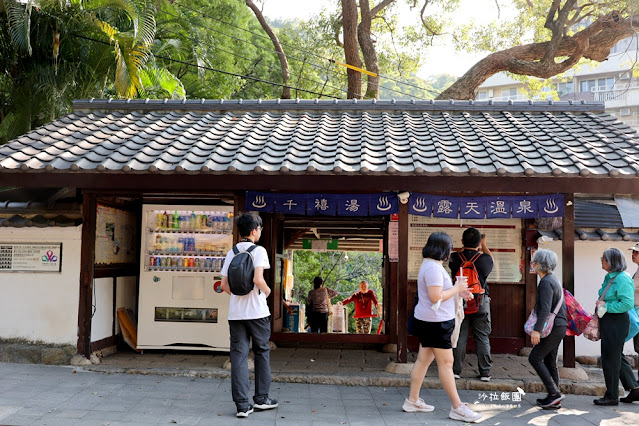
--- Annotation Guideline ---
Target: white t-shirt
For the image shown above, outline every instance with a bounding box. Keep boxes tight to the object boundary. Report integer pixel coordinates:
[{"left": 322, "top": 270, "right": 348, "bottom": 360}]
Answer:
[
  {"left": 221, "top": 242, "right": 271, "bottom": 320},
  {"left": 414, "top": 258, "right": 455, "bottom": 322}
]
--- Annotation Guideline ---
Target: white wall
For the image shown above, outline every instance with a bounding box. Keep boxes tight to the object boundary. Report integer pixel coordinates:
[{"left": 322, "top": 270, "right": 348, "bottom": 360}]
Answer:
[
  {"left": 91, "top": 275, "right": 137, "bottom": 341},
  {"left": 540, "top": 240, "right": 638, "bottom": 357},
  {"left": 0, "top": 226, "right": 81, "bottom": 345}
]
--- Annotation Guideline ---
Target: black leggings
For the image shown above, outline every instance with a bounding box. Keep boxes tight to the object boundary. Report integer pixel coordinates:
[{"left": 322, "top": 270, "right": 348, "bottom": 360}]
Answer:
[
  {"left": 528, "top": 324, "right": 566, "bottom": 395},
  {"left": 600, "top": 312, "right": 638, "bottom": 400}
]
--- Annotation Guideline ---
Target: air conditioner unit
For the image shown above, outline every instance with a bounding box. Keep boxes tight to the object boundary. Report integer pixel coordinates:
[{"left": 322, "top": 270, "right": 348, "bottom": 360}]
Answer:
[
  {"left": 620, "top": 72, "right": 631, "bottom": 80},
  {"left": 620, "top": 108, "right": 631, "bottom": 116}
]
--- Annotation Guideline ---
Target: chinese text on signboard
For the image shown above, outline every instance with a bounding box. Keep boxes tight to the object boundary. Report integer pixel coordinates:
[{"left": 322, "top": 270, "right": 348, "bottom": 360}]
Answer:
[{"left": 0, "top": 243, "right": 62, "bottom": 272}]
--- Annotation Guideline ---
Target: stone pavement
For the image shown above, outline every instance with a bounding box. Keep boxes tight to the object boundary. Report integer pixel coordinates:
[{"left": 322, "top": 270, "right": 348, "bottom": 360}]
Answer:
[
  {"left": 82, "top": 347, "right": 616, "bottom": 396},
  {"left": 1, "top": 361, "right": 639, "bottom": 425}
]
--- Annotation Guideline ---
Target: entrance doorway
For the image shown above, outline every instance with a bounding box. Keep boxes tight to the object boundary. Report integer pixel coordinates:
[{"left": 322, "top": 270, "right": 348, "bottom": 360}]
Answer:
[{"left": 271, "top": 215, "right": 390, "bottom": 343}]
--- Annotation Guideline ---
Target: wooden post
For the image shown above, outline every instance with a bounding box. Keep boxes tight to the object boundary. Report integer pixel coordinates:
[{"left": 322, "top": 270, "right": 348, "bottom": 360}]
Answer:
[
  {"left": 397, "top": 201, "right": 409, "bottom": 363},
  {"left": 77, "top": 193, "right": 97, "bottom": 358},
  {"left": 562, "top": 193, "right": 576, "bottom": 368}
]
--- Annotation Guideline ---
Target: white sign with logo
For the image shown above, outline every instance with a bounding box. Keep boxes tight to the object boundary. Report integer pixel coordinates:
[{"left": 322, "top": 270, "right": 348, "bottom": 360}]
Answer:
[{"left": 0, "top": 243, "right": 62, "bottom": 272}]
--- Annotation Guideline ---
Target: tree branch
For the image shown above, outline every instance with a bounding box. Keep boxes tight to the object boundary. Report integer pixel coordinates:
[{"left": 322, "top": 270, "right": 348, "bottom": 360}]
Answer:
[
  {"left": 542, "top": 0, "right": 578, "bottom": 64},
  {"left": 437, "top": 11, "right": 633, "bottom": 100},
  {"left": 420, "top": 0, "right": 442, "bottom": 36},
  {"left": 246, "top": 0, "right": 291, "bottom": 98},
  {"left": 371, "top": 0, "right": 396, "bottom": 17}
]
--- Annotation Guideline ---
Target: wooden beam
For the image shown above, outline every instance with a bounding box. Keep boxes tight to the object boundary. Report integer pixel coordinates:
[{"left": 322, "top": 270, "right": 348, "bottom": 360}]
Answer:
[
  {"left": 525, "top": 224, "right": 538, "bottom": 348},
  {"left": 562, "top": 193, "right": 576, "bottom": 368},
  {"left": 77, "top": 192, "right": 97, "bottom": 358},
  {"left": 3, "top": 173, "right": 639, "bottom": 195},
  {"left": 397, "top": 201, "right": 409, "bottom": 363}
]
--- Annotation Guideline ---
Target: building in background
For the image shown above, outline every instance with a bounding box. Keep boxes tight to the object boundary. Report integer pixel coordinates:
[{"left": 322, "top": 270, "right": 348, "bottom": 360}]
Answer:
[{"left": 477, "top": 35, "right": 639, "bottom": 131}]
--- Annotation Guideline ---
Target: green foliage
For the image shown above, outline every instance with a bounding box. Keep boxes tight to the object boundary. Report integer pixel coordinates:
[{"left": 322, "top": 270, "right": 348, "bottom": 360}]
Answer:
[
  {"left": 428, "top": 74, "right": 456, "bottom": 91},
  {"left": 291, "top": 249, "right": 383, "bottom": 333},
  {"left": 0, "top": 0, "right": 162, "bottom": 142}
]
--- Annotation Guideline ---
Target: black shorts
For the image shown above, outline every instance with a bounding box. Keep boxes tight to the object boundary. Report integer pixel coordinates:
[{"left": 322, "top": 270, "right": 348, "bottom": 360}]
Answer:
[{"left": 411, "top": 318, "right": 455, "bottom": 349}]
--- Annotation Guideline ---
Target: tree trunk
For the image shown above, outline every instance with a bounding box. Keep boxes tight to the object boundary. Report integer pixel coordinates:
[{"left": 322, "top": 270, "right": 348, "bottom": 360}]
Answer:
[
  {"left": 342, "top": 0, "right": 363, "bottom": 99},
  {"left": 438, "top": 11, "right": 634, "bottom": 100},
  {"left": 358, "top": 0, "right": 380, "bottom": 99},
  {"left": 246, "top": 0, "right": 291, "bottom": 99}
]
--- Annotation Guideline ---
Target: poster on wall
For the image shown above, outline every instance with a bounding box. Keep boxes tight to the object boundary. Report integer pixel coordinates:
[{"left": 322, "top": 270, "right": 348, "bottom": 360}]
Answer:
[
  {"left": 95, "top": 204, "right": 138, "bottom": 265},
  {"left": 407, "top": 216, "right": 522, "bottom": 283},
  {"left": 388, "top": 222, "right": 399, "bottom": 262},
  {"left": 0, "top": 243, "right": 62, "bottom": 272}
]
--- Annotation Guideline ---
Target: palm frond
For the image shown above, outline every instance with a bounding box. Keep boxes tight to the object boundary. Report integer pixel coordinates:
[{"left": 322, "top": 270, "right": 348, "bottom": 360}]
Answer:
[
  {"left": 139, "top": 66, "right": 185, "bottom": 99},
  {"left": 4, "top": 0, "right": 34, "bottom": 55}
]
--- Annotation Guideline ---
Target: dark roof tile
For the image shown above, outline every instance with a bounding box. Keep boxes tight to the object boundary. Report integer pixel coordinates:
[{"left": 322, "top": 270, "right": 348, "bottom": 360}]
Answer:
[{"left": 2, "top": 99, "right": 639, "bottom": 178}]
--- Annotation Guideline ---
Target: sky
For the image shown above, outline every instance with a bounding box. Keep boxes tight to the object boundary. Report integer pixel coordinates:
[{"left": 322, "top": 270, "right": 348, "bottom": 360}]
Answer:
[{"left": 260, "top": 0, "right": 516, "bottom": 79}]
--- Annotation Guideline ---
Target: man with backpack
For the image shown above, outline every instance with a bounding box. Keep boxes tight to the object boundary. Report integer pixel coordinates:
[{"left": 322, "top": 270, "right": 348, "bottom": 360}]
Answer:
[
  {"left": 220, "top": 212, "right": 278, "bottom": 418},
  {"left": 449, "top": 227, "right": 494, "bottom": 382}
]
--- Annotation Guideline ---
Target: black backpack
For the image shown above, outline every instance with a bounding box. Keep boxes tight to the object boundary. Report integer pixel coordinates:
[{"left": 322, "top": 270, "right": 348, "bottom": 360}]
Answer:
[{"left": 227, "top": 244, "right": 257, "bottom": 296}]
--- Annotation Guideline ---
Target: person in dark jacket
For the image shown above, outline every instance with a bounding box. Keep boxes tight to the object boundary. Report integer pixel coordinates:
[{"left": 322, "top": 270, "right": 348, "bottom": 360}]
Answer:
[{"left": 528, "top": 249, "right": 568, "bottom": 409}]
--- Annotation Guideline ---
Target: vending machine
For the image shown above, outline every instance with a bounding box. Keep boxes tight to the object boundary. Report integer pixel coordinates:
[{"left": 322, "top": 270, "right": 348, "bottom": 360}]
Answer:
[{"left": 137, "top": 204, "right": 234, "bottom": 351}]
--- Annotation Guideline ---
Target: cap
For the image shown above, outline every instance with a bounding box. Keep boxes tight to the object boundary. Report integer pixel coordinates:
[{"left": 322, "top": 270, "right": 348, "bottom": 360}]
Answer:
[{"left": 630, "top": 243, "right": 639, "bottom": 252}]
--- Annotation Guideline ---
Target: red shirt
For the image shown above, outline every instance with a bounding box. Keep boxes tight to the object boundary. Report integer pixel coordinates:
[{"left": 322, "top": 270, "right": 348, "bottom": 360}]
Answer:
[{"left": 342, "top": 290, "right": 378, "bottom": 318}]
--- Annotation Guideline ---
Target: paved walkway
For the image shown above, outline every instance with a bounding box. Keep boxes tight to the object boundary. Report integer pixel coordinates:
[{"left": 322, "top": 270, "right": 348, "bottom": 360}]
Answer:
[
  {"left": 1, "top": 362, "right": 639, "bottom": 425},
  {"left": 84, "top": 347, "right": 615, "bottom": 396}
]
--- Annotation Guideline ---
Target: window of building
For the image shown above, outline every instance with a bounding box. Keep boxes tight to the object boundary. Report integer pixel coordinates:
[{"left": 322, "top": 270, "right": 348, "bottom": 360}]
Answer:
[
  {"left": 580, "top": 77, "right": 614, "bottom": 92},
  {"left": 501, "top": 87, "right": 518, "bottom": 99},
  {"left": 556, "top": 81, "right": 574, "bottom": 96},
  {"left": 477, "top": 91, "right": 487, "bottom": 100}
]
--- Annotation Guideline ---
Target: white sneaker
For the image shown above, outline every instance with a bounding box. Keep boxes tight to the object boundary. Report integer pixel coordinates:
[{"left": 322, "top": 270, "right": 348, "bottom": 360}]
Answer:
[
  {"left": 449, "top": 403, "right": 482, "bottom": 423},
  {"left": 402, "top": 397, "right": 435, "bottom": 413}
]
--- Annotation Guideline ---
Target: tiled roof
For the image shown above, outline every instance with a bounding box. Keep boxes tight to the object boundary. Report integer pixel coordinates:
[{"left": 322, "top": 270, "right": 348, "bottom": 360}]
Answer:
[
  {"left": 1, "top": 99, "right": 639, "bottom": 178},
  {"left": 539, "top": 200, "right": 639, "bottom": 242},
  {"left": 0, "top": 215, "right": 81, "bottom": 227}
]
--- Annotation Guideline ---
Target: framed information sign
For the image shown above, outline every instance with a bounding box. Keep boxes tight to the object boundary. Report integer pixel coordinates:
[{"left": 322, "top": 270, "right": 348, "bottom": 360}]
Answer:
[
  {"left": 407, "top": 217, "right": 522, "bottom": 282},
  {"left": 0, "top": 243, "right": 62, "bottom": 272}
]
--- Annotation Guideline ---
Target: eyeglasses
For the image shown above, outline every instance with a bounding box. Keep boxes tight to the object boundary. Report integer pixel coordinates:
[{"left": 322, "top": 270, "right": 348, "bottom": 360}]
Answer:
[{"left": 257, "top": 226, "right": 264, "bottom": 231}]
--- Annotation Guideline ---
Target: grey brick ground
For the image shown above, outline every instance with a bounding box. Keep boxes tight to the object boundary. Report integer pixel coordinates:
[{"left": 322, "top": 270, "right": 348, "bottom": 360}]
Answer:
[{"left": 2, "top": 362, "right": 639, "bottom": 425}]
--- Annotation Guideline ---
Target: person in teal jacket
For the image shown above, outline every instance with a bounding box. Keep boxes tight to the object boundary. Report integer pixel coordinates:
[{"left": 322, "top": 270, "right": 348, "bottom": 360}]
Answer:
[{"left": 594, "top": 248, "right": 639, "bottom": 406}]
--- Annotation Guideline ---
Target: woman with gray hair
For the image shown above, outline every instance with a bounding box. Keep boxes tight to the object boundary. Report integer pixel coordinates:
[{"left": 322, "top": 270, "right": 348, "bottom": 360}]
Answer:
[
  {"left": 594, "top": 248, "right": 639, "bottom": 405},
  {"left": 529, "top": 249, "right": 568, "bottom": 409}
]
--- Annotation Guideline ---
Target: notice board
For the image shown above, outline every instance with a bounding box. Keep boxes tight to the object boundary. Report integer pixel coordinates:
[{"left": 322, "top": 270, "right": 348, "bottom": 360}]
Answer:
[
  {"left": 408, "top": 216, "right": 522, "bottom": 282},
  {"left": 0, "top": 243, "right": 62, "bottom": 272},
  {"left": 95, "top": 204, "right": 138, "bottom": 265}
]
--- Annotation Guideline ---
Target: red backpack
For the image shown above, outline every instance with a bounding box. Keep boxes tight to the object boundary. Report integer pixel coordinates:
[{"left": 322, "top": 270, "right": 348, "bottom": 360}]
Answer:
[{"left": 457, "top": 251, "right": 484, "bottom": 315}]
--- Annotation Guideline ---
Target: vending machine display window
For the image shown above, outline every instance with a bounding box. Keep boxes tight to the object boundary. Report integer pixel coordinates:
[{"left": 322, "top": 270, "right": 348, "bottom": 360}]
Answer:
[{"left": 138, "top": 204, "right": 233, "bottom": 351}]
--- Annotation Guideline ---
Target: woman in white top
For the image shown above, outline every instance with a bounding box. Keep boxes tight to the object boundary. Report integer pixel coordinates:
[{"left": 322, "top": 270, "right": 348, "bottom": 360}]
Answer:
[{"left": 402, "top": 232, "right": 482, "bottom": 423}]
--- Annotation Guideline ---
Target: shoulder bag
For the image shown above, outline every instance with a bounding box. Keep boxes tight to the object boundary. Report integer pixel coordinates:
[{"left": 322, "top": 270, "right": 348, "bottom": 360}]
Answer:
[
  {"left": 524, "top": 283, "right": 564, "bottom": 338},
  {"left": 583, "top": 275, "right": 617, "bottom": 342}
]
